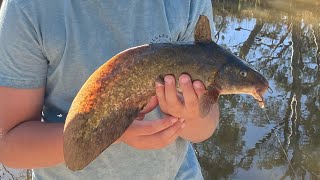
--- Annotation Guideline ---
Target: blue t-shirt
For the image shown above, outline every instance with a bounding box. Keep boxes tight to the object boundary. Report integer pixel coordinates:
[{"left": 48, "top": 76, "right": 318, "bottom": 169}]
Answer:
[{"left": 0, "top": 0, "right": 214, "bottom": 179}]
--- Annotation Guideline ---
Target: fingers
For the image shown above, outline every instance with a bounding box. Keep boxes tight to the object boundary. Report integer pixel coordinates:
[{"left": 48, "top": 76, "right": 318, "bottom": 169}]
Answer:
[
  {"left": 179, "top": 74, "right": 197, "bottom": 105},
  {"left": 118, "top": 116, "right": 185, "bottom": 150},
  {"left": 140, "top": 119, "right": 185, "bottom": 149},
  {"left": 131, "top": 116, "right": 179, "bottom": 136},
  {"left": 179, "top": 74, "right": 206, "bottom": 111},
  {"left": 155, "top": 82, "right": 167, "bottom": 112},
  {"left": 156, "top": 74, "right": 206, "bottom": 117},
  {"left": 193, "top": 80, "right": 206, "bottom": 98},
  {"left": 164, "top": 76, "right": 182, "bottom": 108},
  {"left": 156, "top": 75, "right": 183, "bottom": 116}
]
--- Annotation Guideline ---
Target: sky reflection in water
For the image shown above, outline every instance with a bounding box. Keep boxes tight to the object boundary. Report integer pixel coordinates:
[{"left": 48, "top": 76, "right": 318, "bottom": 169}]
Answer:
[{"left": 195, "top": 0, "right": 320, "bottom": 179}]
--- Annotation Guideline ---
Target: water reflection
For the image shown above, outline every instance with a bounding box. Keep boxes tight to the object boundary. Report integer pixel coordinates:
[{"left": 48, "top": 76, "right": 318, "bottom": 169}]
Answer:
[
  {"left": 0, "top": 164, "right": 29, "bottom": 180},
  {"left": 195, "top": 0, "right": 320, "bottom": 179}
]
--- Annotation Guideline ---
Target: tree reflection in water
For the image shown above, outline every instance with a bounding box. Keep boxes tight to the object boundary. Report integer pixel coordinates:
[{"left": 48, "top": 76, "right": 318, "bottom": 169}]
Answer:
[{"left": 195, "top": 0, "right": 320, "bottom": 179}]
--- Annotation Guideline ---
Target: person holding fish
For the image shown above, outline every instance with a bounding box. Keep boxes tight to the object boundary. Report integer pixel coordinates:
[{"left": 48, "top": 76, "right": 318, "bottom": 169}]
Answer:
[{"left": 0, "top": 1, "right": 223, "bottom": 179}]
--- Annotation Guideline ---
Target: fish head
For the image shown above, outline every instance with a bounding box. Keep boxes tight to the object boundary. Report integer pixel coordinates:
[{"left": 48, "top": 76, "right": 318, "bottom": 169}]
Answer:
[{"left": 213, "top": 52, "right": 269, "bottom": 108}]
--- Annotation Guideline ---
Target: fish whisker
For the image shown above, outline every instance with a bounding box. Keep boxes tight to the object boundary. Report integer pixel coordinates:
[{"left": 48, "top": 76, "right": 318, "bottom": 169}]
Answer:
[{"left": 267, "top": 86, "right": 273, "bottom": 93}]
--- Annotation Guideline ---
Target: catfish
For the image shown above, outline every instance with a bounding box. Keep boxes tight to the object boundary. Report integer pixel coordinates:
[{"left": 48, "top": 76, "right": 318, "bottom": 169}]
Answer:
[{"left": 63, "top": 16, "right": 269, "bottom": 171}]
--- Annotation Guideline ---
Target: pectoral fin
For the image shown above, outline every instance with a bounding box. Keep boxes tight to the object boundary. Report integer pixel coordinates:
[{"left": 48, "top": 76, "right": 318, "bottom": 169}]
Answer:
[{"left": 199, "top": 87, "right": 220, "bottom": 117}]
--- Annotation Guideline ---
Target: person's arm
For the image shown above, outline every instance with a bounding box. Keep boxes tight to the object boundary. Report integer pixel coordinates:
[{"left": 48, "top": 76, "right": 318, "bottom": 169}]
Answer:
[
  {"left": 0, "top": 1, "right": 66, "bottom": 168},
  {"left": 0, "top": 0, "right": 187, "bottom": 169},
  {"left": 156, "top": 74, "right": 220, "bottom": 143},
  {"left": 0, "top": 87, "right": 65, "bottom": 168},
  {"left": 0, "top": 87, "right": 185, "bottom": 169}
]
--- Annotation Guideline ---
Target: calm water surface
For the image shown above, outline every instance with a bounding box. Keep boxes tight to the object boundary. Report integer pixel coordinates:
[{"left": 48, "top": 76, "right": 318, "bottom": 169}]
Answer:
[
  {"left": 1, "top": 0, "right": 320, "bottom": 179},
  {"left": 195, "top": 0, "right": 320, "bottom": 179}
]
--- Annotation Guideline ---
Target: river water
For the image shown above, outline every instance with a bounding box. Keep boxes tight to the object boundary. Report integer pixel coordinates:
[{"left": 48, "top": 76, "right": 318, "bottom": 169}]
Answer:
[
  {"left": 195, "top": 0, "right": 320, "bottom": 179},
  {"left": 1, "top": 0, "right": 319, "bottom": 179}
]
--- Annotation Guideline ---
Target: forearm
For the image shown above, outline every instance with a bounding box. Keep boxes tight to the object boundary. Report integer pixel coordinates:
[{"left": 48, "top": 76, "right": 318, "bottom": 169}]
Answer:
[
  {"left": 179, "top": 103, "right": 220, "bottom": 143},
  {"left": 0, "top": 121, "right": 64, "bottom": 169}
]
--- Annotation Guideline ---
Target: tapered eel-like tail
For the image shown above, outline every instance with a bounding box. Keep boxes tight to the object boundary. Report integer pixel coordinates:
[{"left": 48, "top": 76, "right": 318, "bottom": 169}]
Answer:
[
  {"left": 63, "top": 15, "right": 214, "bottom": 171},
  {"left": 63, "top": 45, "right": 154, "bottom": 170},
  {"left": 63, "top": 101, "right": 146, "bottom": 171}
]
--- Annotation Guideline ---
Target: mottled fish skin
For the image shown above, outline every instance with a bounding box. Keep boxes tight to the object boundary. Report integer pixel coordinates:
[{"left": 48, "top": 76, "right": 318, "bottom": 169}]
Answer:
[
  {"left": 63, "top": 15, "right": 269, "bottom": 171},
  {"left": 63, "top": 41, "right": 269, "bottom": 171}
]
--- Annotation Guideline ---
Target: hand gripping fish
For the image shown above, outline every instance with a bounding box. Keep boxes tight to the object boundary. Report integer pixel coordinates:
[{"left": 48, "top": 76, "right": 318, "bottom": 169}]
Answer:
[{"left": 63, "top": 16, "right": 269, "bottom": 171}]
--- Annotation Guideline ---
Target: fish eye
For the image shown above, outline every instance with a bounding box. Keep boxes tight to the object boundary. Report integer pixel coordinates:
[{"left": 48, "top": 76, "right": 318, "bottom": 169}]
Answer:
[{"left": 240, "top": 71, "right": 247, "bottom": 77}]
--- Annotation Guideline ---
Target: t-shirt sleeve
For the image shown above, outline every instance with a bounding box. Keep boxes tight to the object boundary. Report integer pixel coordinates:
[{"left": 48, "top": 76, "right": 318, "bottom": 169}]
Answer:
[
  {"left": 178, "top": 0, "right": 215, "bottom": 42},
  {"left": 0, "top": 0, "right": 48, "bottom": 88}
]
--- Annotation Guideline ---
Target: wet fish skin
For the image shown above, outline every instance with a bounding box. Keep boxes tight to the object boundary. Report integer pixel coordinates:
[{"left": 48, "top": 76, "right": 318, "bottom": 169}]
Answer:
[{"left": 63, "top": 41, "right": 269, "bottom": 171}]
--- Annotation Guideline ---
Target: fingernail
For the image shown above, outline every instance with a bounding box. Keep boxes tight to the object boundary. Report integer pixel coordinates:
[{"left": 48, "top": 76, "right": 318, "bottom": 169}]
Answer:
[
  {"left": 171, "top": 118, "right": 178, "bottom": 124},
  {"left": 180, "top": 75, "right": 190, "bottom": 84},
  {"left": 194, "top": 81, "right": 202, "bottom": 89},
  {"left": 165, "top": 76, "right": 173, "bottom": 84}
]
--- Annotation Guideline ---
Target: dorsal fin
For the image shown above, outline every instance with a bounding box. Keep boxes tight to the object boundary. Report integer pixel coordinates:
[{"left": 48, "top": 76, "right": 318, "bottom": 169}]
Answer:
[{"left": 194, "top": 15, "right": 212, "bottom": 43}]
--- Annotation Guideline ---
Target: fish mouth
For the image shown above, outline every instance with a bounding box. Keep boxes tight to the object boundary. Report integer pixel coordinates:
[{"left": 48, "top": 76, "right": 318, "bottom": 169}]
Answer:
[{"left": 252, "top": 87, "right": 268, "bottom": 108}]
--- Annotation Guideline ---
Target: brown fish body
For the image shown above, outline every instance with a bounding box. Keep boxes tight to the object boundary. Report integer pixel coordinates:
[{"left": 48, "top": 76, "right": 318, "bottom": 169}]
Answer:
[
  {"left": 64, "top": 42, "right": 268, "bottom": 170},
  {"left": 64, "top": 42, "right": 217, "bottom": 169},
  {"left": 63, "top": 16, "right": 269, "bottom": 171}
]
